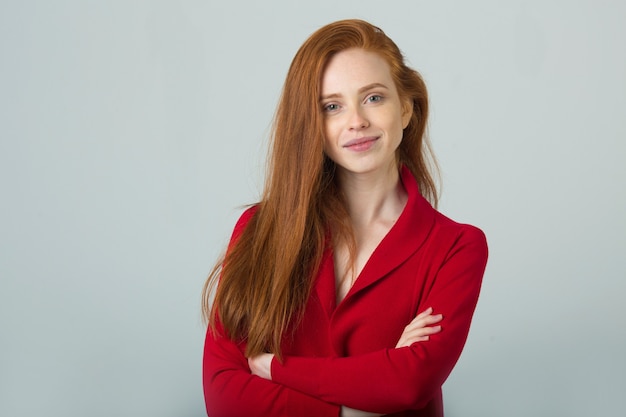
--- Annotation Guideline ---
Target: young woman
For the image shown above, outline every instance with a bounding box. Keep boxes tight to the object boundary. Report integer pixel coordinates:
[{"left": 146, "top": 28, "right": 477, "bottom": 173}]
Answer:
[{"left": 202, "top": 19, "right": 488, "bottom": 417}]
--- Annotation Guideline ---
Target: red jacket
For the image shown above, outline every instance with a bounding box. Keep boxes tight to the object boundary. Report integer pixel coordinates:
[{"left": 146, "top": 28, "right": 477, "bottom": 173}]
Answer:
[{"left": 203, "top": 167, "right": 488, "bottom": 416}]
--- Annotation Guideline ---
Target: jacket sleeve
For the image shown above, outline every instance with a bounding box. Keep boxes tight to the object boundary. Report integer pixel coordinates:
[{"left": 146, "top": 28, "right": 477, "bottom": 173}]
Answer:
[
  {"left": 202, "top": 207, "right": 340, "bottom": 417},
  {"left": 203, "top": 321, "right": 340, "bottom": 417},
  {"left": 270, "top": 226, "right": 488, "bottom": 414}
]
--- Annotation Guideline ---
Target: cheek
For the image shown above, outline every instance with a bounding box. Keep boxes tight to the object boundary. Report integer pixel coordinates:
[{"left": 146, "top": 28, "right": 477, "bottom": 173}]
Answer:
[
  {"left": 388, "top": 120, "right": 405, "bottom": 148},
  {"left": 321, "top": 125, "right": 343, "bottom": 164},
  {"left": 383, "top": 109, "right": 406, "bottom": 140},
  {"left": 323, "top": 118, "right": 340, "bottom": 145},
  {"left": 324, "top": 116, "right": 338, "bottom": 132},
  {"left": 322, "top": 136, "right": 331, "bottom": 155}
]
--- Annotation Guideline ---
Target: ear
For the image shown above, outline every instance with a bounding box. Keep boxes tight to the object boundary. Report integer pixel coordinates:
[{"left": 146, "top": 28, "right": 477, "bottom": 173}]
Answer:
[{"left": 401, "top": 97, "right": 413, "bottom": 129}]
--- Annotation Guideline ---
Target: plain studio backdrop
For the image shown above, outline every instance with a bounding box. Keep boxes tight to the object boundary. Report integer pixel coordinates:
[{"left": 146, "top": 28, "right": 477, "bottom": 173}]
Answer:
[{"left": 1, "top": 1, "right": 624, "bottom": 416}]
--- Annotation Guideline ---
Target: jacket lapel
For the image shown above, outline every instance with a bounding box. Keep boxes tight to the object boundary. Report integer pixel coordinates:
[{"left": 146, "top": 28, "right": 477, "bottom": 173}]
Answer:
[
  {"left": 313, "top": 166, "right": 436, "bottom": 314},
  {"left": 345, "top": 166, "right": 436, "bottom": 298}
]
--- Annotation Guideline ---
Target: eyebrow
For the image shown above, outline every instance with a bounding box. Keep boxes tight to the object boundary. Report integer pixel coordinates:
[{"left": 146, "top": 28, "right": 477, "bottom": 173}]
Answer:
[{"left": 320, "top": 82, "right": 390, "bottom": 101}]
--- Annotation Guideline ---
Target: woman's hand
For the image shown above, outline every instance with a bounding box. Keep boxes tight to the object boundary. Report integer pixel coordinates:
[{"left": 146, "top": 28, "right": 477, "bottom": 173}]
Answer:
[
  {"left": 248, "top": 353, "right": 274, "bottom": 380},
  {"left": 395, "top": 307, "right": 442, "bottom": 348}
]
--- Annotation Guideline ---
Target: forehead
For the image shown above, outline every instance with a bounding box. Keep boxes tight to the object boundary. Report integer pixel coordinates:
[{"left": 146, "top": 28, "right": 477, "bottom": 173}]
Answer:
[{"left": 321, "top": 48, "right": 396, "bottom": 94}]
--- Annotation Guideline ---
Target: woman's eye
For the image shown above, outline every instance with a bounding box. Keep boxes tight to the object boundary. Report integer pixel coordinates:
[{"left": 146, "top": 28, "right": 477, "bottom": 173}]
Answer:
[
  {"left": 323, "top": 103, "right": 339, "bottom": 112},
  {"left": 367, "top": 95, "right": 383, "bottom": 103}
]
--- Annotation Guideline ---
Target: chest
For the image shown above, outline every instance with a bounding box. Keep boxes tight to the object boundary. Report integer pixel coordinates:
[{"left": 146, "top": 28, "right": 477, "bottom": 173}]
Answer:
[
  {"left": 333, "top": 222, "right": 395, "bottom": 304},
  {"left": 286, "top": 245, "right": 444, "bottom": 357}
]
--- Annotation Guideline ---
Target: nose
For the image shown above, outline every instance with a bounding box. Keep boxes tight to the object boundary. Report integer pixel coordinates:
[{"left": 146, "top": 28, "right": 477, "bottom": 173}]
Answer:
[{"left": 348, "top": 107, "right": 369, "bottom": 130}]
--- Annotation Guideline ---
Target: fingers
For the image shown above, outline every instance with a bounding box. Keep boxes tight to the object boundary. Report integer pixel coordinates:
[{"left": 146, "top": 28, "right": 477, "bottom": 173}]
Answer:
[
  {"left": 414, "top": 306, "right": 433, "bottom": 320},
  {"left": 395, "top": 332, "right": 433, "bottom": 348},
  {"left": 401, "top": 324, "right": 442, "bottom": 340},
  {"left": 411, "top": 308, "right": 442, "bottom": 326},
  {"left": 407, "top": 309, "right": 443, "bottom": 329},
  {"left": 395, "top": 307, "right": 444, "bottom": 348},
  {"left": 395, "top": 324, "right": 442, "bottom": 346}
]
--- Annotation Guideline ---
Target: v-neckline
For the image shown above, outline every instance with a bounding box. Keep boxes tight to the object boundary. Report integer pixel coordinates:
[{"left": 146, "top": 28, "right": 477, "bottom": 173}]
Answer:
[{"left": 313, "top": 166, "right": 437, "bottom": 317}]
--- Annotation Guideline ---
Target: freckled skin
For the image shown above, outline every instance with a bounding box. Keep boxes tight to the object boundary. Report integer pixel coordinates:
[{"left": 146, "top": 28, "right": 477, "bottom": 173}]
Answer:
[{"left": 320, "top": 48, "right": 412, "bottom": 178}]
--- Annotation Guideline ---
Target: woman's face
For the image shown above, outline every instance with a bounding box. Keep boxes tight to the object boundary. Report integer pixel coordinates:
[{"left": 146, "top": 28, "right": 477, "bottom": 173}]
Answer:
[{"left": 320, "top": 48, "right": 412, "bottom": 179}]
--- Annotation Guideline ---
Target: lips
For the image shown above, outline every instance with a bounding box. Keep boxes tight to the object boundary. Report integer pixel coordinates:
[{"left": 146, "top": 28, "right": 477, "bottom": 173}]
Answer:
[{"left": 343, "top": 136, "right": 379, "bottom": 151}]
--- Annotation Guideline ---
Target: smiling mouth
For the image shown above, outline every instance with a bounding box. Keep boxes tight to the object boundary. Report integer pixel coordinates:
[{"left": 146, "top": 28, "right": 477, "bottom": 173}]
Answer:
[{"left": 343, "top": 136, "right": 379, "bottom": 148}]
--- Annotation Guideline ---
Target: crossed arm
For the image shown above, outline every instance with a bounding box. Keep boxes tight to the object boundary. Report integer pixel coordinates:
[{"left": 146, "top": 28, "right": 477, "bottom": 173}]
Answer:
[
  {"left": 248, "top": 308, "right": 443, "bottom": 417},
  {"left": 204, "top": 308, "right": 442, "bottom": 417},
  {"left": 242, "top": 233, "right": 487, "bottom": 415},
  {"left": 204, "top": 224, "right": 487, "bottom": 416}
]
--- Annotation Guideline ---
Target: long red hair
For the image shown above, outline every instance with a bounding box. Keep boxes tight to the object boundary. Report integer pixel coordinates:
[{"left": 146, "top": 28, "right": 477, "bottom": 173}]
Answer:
[{"left": 202, "top": 19, "right": 438, "bottom": 359}]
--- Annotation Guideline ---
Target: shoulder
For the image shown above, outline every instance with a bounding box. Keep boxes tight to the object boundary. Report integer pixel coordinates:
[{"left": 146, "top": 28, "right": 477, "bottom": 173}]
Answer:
[
  {"left": 430, "top": 209, "right": 488, "bottom": 263},
  {"left": 435, "top": 210, "right": 486, "bottom": 244},
  {"left": 228, "top": 204, "right": 259, "bottom": 245},
  {"left": 234, "top": 204, "right": 259, "bottom": 229},
  {"left": 402, "top": 168, "right": 486, "bottom": 251}
]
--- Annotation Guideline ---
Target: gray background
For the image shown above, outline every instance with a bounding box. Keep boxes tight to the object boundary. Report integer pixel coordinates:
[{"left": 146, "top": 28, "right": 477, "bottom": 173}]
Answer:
[{"left": 1, "top": 0, "right": 625, "bottom": 416}]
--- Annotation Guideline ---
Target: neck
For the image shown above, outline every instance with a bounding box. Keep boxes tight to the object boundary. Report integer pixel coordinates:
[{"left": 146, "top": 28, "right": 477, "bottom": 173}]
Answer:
[{"left": 337, "top": 163, "right": 407, "bottom": 228}]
